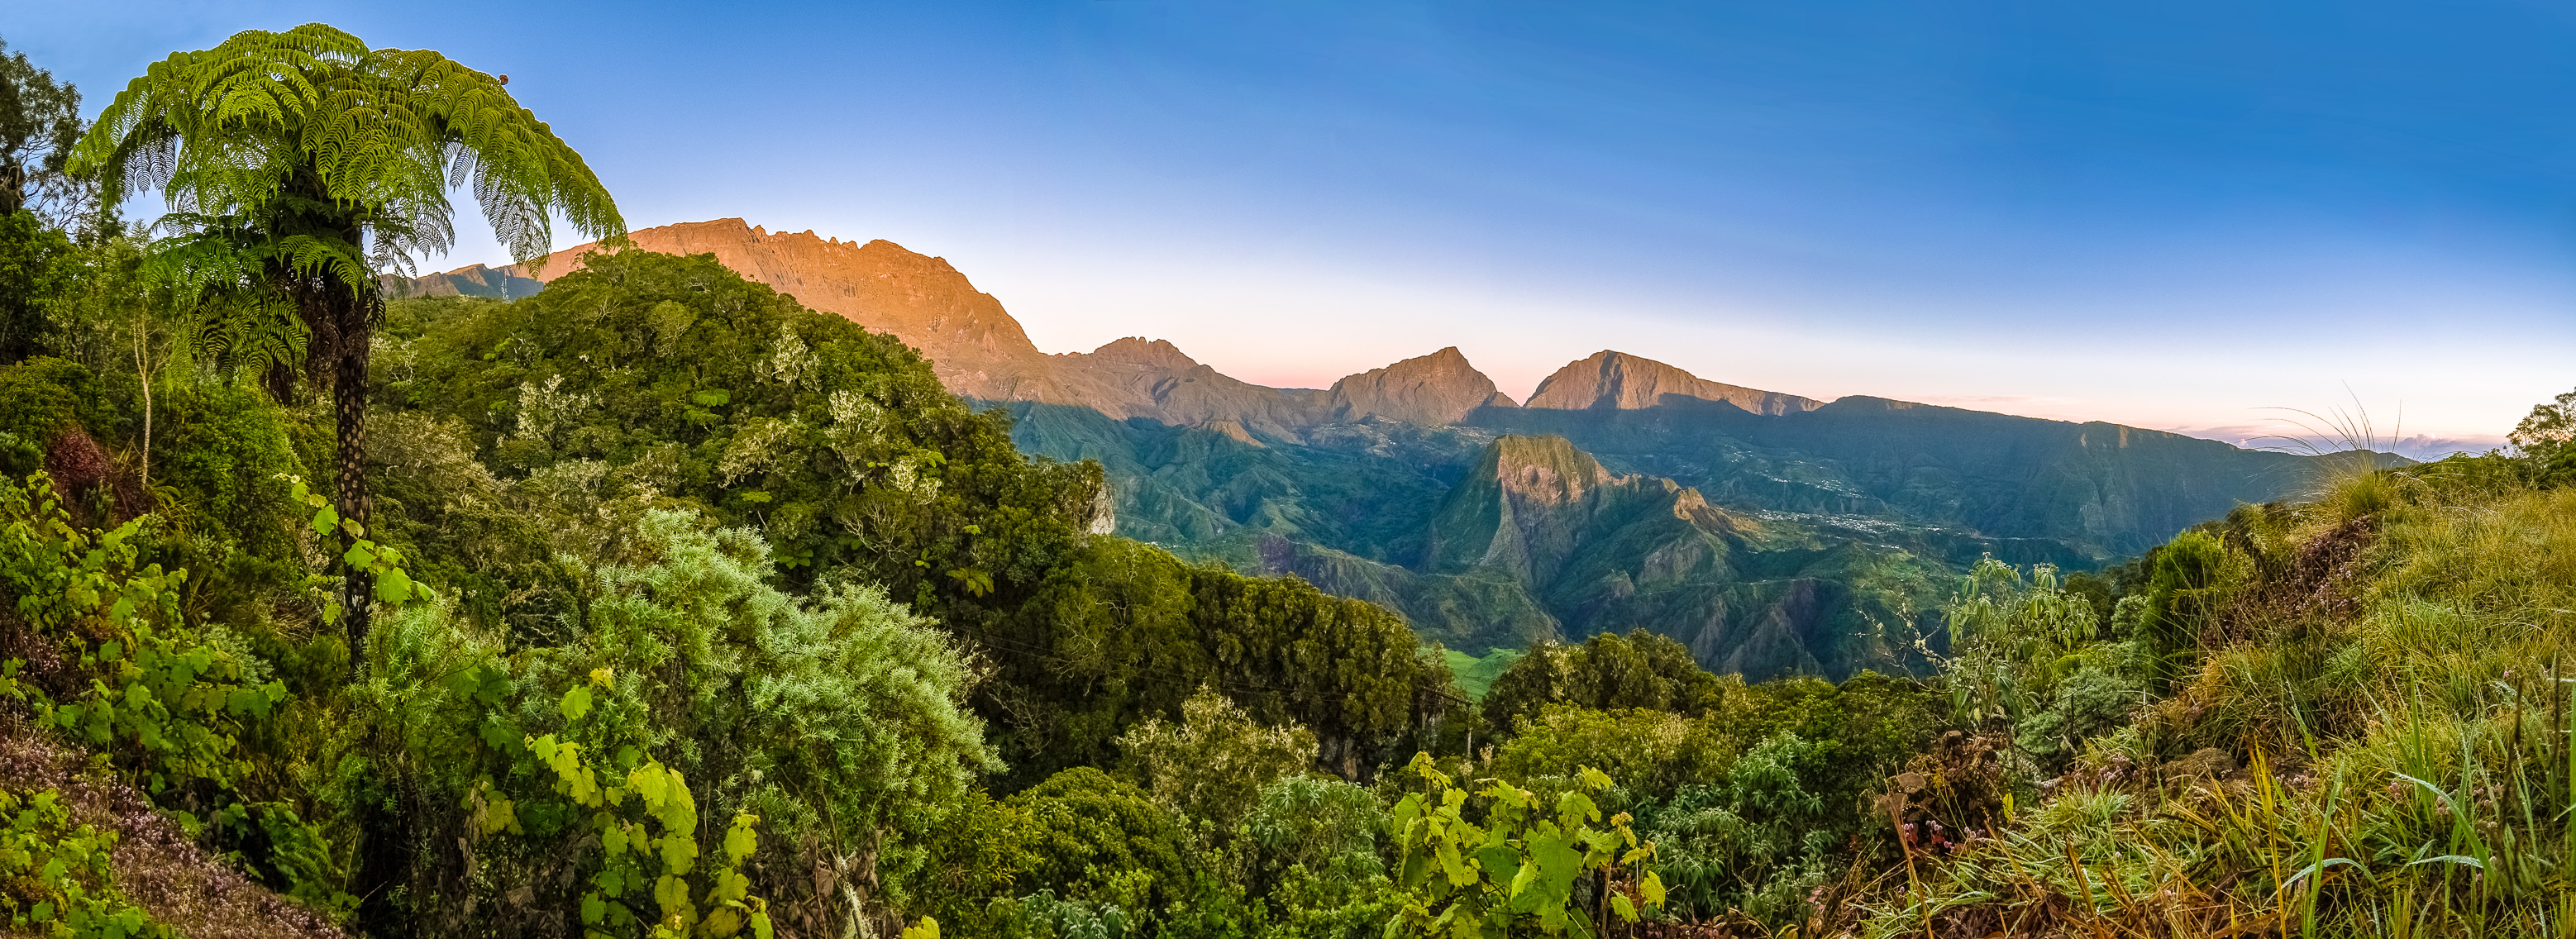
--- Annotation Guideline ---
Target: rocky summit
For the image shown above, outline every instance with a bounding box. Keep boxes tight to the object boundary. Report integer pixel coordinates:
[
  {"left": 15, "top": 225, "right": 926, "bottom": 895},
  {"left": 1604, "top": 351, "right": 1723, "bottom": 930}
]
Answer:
[
  {"left": 397, "top": 218, "right": 2383, "bottom": 678},
  {"left": 1327, "top": 347, "right": 1522, "bottom": 427}
]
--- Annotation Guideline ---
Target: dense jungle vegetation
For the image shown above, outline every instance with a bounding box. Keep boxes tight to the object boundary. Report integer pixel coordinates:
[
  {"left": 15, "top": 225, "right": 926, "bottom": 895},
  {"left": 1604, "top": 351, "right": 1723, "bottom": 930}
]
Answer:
[{"left": 8, "top": 22, "right": 2576, "bottom": 939}]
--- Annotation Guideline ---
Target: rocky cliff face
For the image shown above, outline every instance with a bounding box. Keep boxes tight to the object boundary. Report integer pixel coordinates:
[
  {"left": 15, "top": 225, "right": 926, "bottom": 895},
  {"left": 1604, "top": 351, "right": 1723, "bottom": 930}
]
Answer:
[
  {"left": 1429, "top": 435, "right": 1634, "bottom": 579},
  {"left": 1525, "top": 350, "right": 1821, "bottom": 415},
  {"left": 1046, "top": 338, "right": 1332, "bottom": 438}
]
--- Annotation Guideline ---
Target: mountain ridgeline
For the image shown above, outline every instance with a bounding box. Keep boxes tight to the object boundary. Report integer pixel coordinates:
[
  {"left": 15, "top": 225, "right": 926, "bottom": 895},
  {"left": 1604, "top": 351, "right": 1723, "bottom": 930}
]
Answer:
[{"left": 401, "top": 218, "right": 2360, "bottom": 678}]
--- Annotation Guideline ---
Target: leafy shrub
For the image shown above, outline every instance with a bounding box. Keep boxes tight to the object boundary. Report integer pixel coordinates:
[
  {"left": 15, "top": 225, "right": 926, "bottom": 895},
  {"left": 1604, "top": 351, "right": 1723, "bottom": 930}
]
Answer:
[
  {"left": 365, "top": 507, "right": 990, "bottom": 936},
  {"left": 139, "top": 384, "right": 303, "bottom": 552},
  {"left": 906, "top": 789, "right": 1040, "bottom": 937},
  {"left": 1484, "top": 669, "right": 1940, "bottom": 929},
  {"left": 0, "top": 786, "right": 171, "bottom": 938},
  {"left": 521, "top": 689, "right": 773, "bottom": 938},
  {"left": 1941, "top": 558, "right": 2147, "bottom": 771},
  {"left": 1004, "top": 768, "right": 1191, "bottom": 920},
  {"left": 0, "top": 473, "right": 286, "bottom": 803},
  {"left": 1384, "top": 755, "right": 1662, "bottom": 937},
  {"left": 1116, "top": 688, "right": 1316, "bottom": 828},
  {"left": 0, "top": 212, "right": 77, "bottom": 366},
  {"left": 1634, "top": 733, "right": 1838, "bottom": 924},
  {"left": 999, "top": 537, "right": 1453, "bottom": 785},
  {"left": 992, "top": 890, "right": 1133, "bottom": 939},
  {"left": 1482, "top": 629, "right": 1725, "bottom": 732},
  {"left": 1236, "top": 775, "right": 1397, "bottom": 939},
  {"left": 1490, "top": 706, "right": 1739, "bottom": 803},
  {"left": 0, "top": 360, "right": 101, "bottom": 446}
]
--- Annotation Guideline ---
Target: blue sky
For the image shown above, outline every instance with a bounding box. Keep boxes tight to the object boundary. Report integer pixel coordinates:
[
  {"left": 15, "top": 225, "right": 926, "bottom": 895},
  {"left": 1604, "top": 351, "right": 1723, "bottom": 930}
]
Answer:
[{"left": 14, "top": 0, "right": 2576, "bottom": 451}]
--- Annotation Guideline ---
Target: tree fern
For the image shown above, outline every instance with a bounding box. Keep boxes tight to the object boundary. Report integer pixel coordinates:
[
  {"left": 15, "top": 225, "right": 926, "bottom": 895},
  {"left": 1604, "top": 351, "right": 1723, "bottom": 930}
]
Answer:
[
  {"left": 73, "top": 24, "right": 623, "bottom": 269},
  {"left": 67, "top": 22, "right": 624, "bottom": 703}
]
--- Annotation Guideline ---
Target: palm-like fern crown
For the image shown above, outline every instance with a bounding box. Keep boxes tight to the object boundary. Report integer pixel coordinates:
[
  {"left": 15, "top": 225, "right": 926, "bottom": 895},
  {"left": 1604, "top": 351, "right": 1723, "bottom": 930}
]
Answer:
[{"left": 69, "top": 23, "right": 624, "bottom": 286}]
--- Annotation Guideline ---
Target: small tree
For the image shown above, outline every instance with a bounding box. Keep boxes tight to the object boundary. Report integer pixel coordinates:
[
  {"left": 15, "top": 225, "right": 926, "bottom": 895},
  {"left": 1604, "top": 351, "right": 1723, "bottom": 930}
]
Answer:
[
  {"left": 2511, "top": 388, "right": 2576, "bottom": 486},
  {"left": 0, "top": 36, "right": 84, "bottom": 223},
  {"left": 1939, "top": 558, "right": 2148, "bottom": 770},
  {"left": 1114, "top": 688, "right": 1317, "bottom": 828}
]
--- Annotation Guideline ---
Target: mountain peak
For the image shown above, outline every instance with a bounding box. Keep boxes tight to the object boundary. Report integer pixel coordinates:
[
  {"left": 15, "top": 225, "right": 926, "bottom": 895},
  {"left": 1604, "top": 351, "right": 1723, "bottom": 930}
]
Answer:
[
  {"left": 1525, "top": 350, "right": 1820, "bottom": 415},
  {"left": 398, "top": 220, "right": 1831, "bottom": 436},
  {"left": 1326, "top": 346, "right": 1519, "bottom": 426},
  {"left": 1080, "top": 337, "right": 1202, "bottom": 370}
]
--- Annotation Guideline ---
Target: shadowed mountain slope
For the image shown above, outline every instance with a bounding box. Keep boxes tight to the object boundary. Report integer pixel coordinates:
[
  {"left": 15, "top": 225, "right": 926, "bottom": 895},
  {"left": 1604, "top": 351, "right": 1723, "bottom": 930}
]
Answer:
[
  {"left": 1469, "top": 394, "right": 2333, "bottom": 559},
  {"left": 384, "top": 263, "right": 543, "bottom": 300}
]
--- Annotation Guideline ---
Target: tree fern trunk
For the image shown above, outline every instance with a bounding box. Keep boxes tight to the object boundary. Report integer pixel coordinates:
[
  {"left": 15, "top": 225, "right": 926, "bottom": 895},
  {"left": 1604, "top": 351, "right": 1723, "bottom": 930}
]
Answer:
[{"left": 332, "top": 292, "right": 374, "bottom": 679}]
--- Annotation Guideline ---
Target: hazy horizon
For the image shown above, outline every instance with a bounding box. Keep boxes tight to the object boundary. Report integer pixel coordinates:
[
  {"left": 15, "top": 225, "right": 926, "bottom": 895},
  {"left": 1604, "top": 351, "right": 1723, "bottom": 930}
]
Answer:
[{"left": 18, "top": 0, "right": 2574, "bottom": 455}]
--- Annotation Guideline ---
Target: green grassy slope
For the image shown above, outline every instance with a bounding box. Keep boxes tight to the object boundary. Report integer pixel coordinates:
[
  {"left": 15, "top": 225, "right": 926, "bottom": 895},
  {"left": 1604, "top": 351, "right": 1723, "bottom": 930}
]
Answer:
[{"left": 1848, "top": 455, "right": 2576, "bottom": 937}]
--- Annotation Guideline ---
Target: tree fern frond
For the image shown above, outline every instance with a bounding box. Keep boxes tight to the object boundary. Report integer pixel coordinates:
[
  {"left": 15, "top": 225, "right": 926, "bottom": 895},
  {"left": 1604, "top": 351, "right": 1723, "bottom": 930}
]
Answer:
[
  {"left": 270, "top": 233, "right": 374, "bottom": 292},
  {"left": 69, "top": 22, "right": 625, "bottom": 282},
  {"left": 443, "top": 140, "right": 479, "bottom": 190},
  {"left": 183, "top": 292, "right": 308, "bottom": 390}
]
